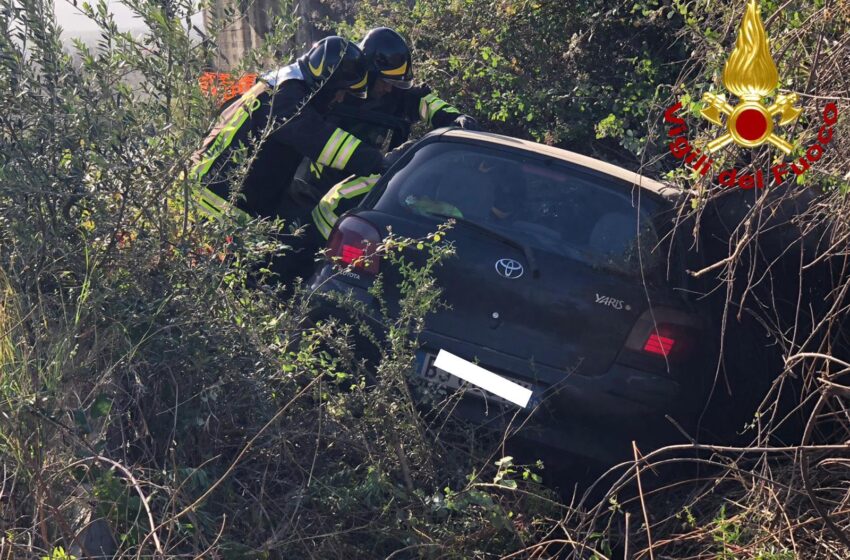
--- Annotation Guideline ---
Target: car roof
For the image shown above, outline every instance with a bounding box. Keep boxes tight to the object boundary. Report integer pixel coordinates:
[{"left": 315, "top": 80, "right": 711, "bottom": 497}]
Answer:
[{"left": 440, "top": 129, "right": 682, "bottom": 202}]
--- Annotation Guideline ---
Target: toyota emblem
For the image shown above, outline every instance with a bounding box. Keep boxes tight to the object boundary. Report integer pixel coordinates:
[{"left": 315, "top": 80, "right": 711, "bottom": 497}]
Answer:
[{"left": 495, "top": 258, "right": 524, "bottom": 279}]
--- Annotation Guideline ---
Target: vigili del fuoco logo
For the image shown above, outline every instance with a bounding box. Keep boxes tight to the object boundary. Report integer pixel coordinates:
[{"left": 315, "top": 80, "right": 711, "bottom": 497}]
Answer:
[{"left": 663, "top": 0, "right": 839, "bottom": 190}]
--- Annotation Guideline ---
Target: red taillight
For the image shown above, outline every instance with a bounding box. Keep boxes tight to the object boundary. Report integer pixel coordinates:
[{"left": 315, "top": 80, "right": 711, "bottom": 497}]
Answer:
[
  {"left": 643, "top": 334, "right": 676, "bottom": 357},
  {"left": 327, "top": 216, "right": 382, "bottom": 274},
  {"left": 620, "top": 308, "right": 701, "bottom": 371},
  {"left": 340, "top": 244, "right": 364, "bottom": 264}
]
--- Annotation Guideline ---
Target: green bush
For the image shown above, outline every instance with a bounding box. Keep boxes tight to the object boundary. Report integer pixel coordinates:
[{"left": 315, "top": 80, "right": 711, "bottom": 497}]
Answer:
[
  {"left": 1, "top": 0, "right": 848, "bottom": 557},
  {"left": 0, "top": 0, "right": 562, "bottom": 556},
  {"left": 331, "top": 0, "right": 691, "bottom": 167}
]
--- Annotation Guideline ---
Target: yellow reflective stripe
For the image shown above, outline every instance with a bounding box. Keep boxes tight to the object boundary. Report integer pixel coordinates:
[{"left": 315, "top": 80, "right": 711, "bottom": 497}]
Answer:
[
  {"left": 330, "top": 136, "right": 362, "bottom": 170},
  {"left": 313, "top": 190, "right": 341, "bottom": 239},
  {"left": 419, "top": 96, "right": 430, "bottom": 121},
  {"left": 419, "top": 93, "right": 456, "bottom": 126},
  {"left": 308, "top": 48, "right": 327, "bottom": 78},
  {"left": 199, "top": 188, "right": 228, "bottom": 210},
  {"left": 195, "top": 187, "right": 251, "bottom": 222},
  {"left": 339, "top": 175, "right": 378, "bottom": 195},
  {"left": 193, "top": 96, "right": 260, "bottom": 180},
  {"left": 428, "top": 98, "right": 448, "bottom": 113},
  {"left": 202, "top": 199, "right": 226, "bottom": 218},
  {"left": 317, "top": 129, "right": 349, "bottom": 166},
  {"left": 312, "top": 205, "right": 334, "bottom": 239},
  {"left": 311, "top": 207, "right": 329, "bottom": 238},
  {"left": 197, "top": 198, "right": 221, "bottom": 218},
  {"left": 383, "top": 62, "right": 408, "bottom": 76},
  {"left": 315, "top": 182, "right": 345, "bottom": 228},
  {"left": 426, "top": 100, "right": 448, "bottom": 125},
  {"left": 310, "top": 162, "right": 325, "bottom": 178},
  {"left": 311, "top": 174, "right": 380, "bottom": 238},
  {"left": 349, "top": 73, "right": 368, "bottom": 91}
]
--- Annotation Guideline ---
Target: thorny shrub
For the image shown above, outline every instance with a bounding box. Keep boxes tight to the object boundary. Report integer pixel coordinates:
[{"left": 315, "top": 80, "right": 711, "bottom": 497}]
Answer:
[
  {"left": 0, "top": 0, "right": 565, "bottom": 557},
  {"left": 333, "top": 0, "right": 850, "bottom": 558},
  {"left": 1, "top": 0, "right": 850, "bottom": 558}
]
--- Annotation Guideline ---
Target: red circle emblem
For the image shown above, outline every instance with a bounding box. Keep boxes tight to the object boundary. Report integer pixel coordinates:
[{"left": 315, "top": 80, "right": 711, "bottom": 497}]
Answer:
[{"left": 735, "top": 108, "right": 769, "bottom": 141}]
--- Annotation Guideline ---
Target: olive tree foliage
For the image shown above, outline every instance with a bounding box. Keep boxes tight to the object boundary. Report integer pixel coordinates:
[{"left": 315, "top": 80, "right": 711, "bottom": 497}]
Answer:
[{"left": 0, "top": 0, "right": 567, "bottom": 556}]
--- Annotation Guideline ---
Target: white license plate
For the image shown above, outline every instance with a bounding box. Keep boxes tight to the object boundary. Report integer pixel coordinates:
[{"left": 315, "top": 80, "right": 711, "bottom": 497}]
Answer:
[{"left": 417, "top": 352, "right": 536, "bottom": 408}]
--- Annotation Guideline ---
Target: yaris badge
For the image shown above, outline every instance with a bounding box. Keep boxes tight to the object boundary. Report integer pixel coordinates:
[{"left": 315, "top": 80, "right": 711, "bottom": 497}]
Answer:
[{"left": 495, "top": 258, "right": 524, "bottom": 279}]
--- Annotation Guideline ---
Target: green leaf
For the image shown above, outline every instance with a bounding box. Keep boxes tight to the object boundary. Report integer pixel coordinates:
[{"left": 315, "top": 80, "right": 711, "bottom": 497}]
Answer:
[{"left": 91, "top": 395, "right": 112, "bottom": 419}]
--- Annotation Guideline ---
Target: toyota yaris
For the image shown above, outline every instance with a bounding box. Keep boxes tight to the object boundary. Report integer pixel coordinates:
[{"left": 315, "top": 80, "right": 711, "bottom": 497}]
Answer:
[{"left": 309, "top": 129, "right": 714, "bottom": 463}]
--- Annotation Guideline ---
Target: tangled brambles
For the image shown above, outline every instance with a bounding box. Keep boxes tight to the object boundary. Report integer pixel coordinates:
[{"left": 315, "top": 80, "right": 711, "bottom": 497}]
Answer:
[{"left": 0, "top": 0, "right": 848, "bottom": 558}]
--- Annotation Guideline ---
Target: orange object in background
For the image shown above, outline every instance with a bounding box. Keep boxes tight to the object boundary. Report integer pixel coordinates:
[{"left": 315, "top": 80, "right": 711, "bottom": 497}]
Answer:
[{"left": 198, "top": 72, "right": 258, "bottom": 105}]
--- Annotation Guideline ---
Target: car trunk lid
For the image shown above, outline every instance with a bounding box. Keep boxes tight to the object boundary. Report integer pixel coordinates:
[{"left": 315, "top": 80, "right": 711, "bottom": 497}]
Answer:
[{"left": 361, "top": 210, "right": 669, "bottom": 383}]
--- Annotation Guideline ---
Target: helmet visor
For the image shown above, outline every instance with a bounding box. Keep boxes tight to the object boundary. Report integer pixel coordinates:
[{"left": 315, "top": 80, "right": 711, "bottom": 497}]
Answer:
[{"left": 380, "top": 75, "right": 413, "bottom": 89}]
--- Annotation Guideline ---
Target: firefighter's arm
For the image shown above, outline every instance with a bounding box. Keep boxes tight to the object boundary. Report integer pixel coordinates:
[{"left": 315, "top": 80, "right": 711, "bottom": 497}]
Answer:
[
  {"left": 409, "top": 86, "right": 478, "bottom": 130},
  {"left": 269, "top": 89, "right": 383, "bottom": 177},
  {"left": 311, "top": 141, "right": 415, "bottom": 238},
  {"left": 311, "top": 174, "right": 381, "bottom": 239}
]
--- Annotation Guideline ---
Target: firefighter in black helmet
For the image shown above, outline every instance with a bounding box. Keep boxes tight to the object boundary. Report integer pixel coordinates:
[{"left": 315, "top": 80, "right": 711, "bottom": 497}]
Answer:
[
  {"left": 308, "top": 27, "right": 479, "bottom": 239},
  {"left": 189, "top": 36, "right": 384, "bottom": 226},
  {"left": 352, "top": 27, "right": 478, "bottom": 142},
  {"left": 358, "top": 26, "right": 477, "bottom": 133}
]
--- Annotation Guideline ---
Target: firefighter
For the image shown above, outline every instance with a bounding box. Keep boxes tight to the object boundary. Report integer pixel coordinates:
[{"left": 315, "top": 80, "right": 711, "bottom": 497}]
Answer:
[
  {"left": 189, "top": 36, "right": 384, "bottom": 227},
  {"left": 309, "top": 27, "right": 479, "bottom": 239}
]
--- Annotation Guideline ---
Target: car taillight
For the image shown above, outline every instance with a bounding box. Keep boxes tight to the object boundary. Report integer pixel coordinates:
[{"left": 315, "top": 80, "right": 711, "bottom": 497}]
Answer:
[
  {"left": 619, "top": 308, "right": 700, "bottom": 372},
  {"left": 340, "top": 244, "right": 364, "bottom": 263},
  {"left": 326, "top": 216, "right": 382, "bottom": 274},
  {"left": 643, "top": 333, "right": 676, "bottom": 357}
]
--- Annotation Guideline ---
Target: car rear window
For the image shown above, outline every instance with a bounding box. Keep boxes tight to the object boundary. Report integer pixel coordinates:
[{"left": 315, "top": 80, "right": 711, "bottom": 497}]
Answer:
[{"left": 374, "top": 142, "right": 666, "bottom": 276}]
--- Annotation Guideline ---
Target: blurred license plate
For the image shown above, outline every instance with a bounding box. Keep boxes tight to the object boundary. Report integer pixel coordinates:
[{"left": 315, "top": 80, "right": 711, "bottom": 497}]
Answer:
[{"left": 416, "top": 352, "right": 536, "bottom": 408}]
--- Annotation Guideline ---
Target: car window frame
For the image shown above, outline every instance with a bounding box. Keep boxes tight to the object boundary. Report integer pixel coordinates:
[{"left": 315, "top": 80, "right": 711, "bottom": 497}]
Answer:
[{"left": 363, "top": 135, "right": 684, "bottom": 281}]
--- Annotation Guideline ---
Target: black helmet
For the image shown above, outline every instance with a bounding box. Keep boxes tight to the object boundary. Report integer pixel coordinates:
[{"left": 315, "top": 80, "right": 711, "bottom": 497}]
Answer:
[
  {"left": 300, "top": 36, "right": 369, "bottom": 98},
  {"left": 358, "top": 27, "right": 413, "bottom": 90}
]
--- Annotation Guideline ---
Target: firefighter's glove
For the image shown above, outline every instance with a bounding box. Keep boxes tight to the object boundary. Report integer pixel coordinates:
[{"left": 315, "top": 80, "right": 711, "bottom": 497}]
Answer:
[
  {"left": 453, "top": 114, "right": 479, "bottom": 131},
  {"left": 382, "top": 140, "right": 417, "bottom": 172}
]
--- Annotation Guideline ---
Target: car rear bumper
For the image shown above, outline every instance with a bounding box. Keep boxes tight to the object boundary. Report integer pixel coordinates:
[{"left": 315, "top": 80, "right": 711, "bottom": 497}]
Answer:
[
  {"left": 416, "top": 330, "right": 684, "bottom": 417},
  {"left": 309, "top": 264, "right": 377, "bottom": 307},
  {"left": 308, "top": 265, "right": 690, "bottom": 462},
  {"left": 413, "top": 332, "right": 688, "bottom": 462}
]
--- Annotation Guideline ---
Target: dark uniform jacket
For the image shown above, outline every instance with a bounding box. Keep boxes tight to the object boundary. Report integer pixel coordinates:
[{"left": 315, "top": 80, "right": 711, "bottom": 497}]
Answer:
[
  {"left": 190, "top": 63, "right": 384, "bottom": 222},
  {"left": 331, "top": 84, "right": 463, "bottom": 151},
  {"left": 305, "top": 85, "right": 466, "bottom": 238}
]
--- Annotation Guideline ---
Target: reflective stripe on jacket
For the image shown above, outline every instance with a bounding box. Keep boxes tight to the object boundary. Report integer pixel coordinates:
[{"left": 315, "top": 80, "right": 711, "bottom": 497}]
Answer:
[
  {"left": 419, "top": 92, "right": 460, "bottom": 127},
  {"left": 191, "top": 83, "right": 266, "bottom": 183},
  {"left": 312, "top": 174, "right": 381, "bottom": 239},
  {"left": 316, "top": 129, "right": 364, "bottom": 171},
  {"left": 187, "top": 70, "right": 383, "bottom": 221},
  {"left": 303, "top": 86, "right": 461, "bottom": 190}
]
